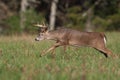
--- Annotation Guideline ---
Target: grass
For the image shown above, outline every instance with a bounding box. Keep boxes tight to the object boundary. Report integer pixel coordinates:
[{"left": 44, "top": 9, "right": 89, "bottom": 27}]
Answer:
[{"left": 0, "top": 32, "right": 120, "bottom": 80}]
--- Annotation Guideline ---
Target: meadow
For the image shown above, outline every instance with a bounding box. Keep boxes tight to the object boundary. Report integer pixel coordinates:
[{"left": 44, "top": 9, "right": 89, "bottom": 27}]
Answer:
[{"left": 0, "top": 32, "right": 120, "bottom": 80}]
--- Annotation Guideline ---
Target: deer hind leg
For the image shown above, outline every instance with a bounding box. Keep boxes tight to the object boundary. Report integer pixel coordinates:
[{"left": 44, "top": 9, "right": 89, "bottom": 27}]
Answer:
[
  {"left": 93, "top": 44, "right": 113, "bottom": 58},
  {"left": 96, "top": 47, "right": 113, "bottom": 58}
]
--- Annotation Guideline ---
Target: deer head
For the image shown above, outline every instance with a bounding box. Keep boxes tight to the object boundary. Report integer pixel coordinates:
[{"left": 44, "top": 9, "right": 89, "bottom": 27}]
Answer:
[{"left": 34, "top": 22, "right": 49, "bottom": 41}]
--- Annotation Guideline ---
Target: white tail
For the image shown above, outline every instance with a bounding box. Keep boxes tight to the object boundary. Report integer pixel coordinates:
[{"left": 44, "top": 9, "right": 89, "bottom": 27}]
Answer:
[{"left": 104, "top": 37, "right": 107, "bottom": 45}]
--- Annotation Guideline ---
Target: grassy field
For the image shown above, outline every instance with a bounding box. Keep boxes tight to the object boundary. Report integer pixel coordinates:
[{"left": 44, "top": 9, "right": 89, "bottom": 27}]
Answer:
[{"left": 0, "top": 32, "right": 120, "bottom": 80}]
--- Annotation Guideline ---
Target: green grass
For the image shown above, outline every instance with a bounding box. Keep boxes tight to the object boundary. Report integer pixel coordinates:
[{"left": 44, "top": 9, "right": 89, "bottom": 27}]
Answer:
[{"left": 0, "top": 32, "right": 120, "bottom": 80}]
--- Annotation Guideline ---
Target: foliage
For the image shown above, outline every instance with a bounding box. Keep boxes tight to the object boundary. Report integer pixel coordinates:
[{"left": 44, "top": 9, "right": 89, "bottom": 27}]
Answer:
[
  {"left": 92, "top": 16, "right": 109, "bottom": 31},
  {"left": 0, "top": 0, "right": 120, "bottom": 35},
  {"left": 107, "top": 13, "right": 120, "bottom": 31},
  {"left": 24, "top": 9, "right": 45, "bottom": 33},
  {"left": 92, "top": 12, "right": 120, "bottom": 31},
  {"left": 66, "top": 6, "right": 86, "bottom": 30},
  {"left": 4, "top": 9, "right": 45, "bottom": 35},
  {"left": 4, "top": 15, "right": 21, "bottom": 35},
  {"left": 94, "top": 0, "right": 119, "bottom": 18}
]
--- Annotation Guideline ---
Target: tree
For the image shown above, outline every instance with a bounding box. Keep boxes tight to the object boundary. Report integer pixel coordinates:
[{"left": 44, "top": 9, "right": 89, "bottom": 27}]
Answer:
[
  {"left": 49, "top": 0, "right": 59, "bottom": 30},
  {"left": 20, "top": 0, "right": 28, "bottom": 30},
  {"left": 0, "top": 1, "right": 12, "bottom": 33},
  {"left": 85, "top": 8, "right": 94, "bottom": 32},
  {"left": 85, "top": 0, "right": 101, "bottom": 32}
]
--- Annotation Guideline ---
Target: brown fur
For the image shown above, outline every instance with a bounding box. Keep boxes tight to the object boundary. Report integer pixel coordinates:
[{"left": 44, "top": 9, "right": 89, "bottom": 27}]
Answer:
[{"left": 35, "top": 28, "right": 113, "bottom": 58}]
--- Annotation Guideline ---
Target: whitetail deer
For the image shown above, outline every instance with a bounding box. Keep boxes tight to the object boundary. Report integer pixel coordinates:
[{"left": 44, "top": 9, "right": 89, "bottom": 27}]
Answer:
[{"left": 34, "top": 23, "right": 113, "bottom": 58}]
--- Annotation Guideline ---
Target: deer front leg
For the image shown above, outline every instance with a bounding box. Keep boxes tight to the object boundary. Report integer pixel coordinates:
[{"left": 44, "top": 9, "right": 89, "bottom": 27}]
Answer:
[{"left": 40, "top": 42, "right": 61, "bottom": 57}]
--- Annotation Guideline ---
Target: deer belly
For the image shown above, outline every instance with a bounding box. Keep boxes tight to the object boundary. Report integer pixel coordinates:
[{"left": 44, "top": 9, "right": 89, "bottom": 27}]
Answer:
[{"left": 69, "top": 40, "right": 88, "bottom": 47}]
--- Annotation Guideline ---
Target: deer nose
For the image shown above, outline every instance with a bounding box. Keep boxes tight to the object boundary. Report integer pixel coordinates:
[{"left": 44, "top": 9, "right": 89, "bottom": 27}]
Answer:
[{"left": 35, "top": 38, "right": 39, "bottom": 41}]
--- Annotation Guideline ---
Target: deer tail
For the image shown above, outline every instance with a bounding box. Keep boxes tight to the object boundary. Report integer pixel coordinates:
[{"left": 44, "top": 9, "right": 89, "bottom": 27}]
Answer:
[{"left": 101, "top": 32, "right": 107, "bottom": 45}]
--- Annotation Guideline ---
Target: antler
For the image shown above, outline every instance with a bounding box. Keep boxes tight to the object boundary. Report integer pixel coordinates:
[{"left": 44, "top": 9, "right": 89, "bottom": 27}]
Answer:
[
  {"left": 42, "top": 21, "right": 46, "bottom": 26},
  {"left": 33, "top": 22, "right": 47, "bottom": 28}
]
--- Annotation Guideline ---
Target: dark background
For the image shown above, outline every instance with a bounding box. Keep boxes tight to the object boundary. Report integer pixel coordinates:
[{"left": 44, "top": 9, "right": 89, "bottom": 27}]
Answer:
[{"left": 0, "top": 0, "right": 120, "bottom": 35}]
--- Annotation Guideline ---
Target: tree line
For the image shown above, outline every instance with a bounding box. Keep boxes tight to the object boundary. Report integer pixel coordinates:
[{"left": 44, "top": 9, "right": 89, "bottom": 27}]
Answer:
[{"left": 0, "top": 0, "right": 120, "bottom": 34}]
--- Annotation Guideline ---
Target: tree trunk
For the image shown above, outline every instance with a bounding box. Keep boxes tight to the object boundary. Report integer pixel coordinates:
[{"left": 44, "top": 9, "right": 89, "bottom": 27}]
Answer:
[
  {"left": 85, "top": 0, "right": 101, "bottom": 32},
  {"left": 49, "top": 0, "right": 59, "bottom": 30},
  {"left": 85, "top": 8, "right": 94, "bottom": 32},
  {"left": 20, "top": 0, "right": 28, "bottom": 30}
]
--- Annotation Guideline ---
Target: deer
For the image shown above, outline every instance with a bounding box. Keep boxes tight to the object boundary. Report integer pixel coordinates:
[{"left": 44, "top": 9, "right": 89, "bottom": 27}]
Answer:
[{"left": 34, "top": 23, "right": 113, "bottom": 58}]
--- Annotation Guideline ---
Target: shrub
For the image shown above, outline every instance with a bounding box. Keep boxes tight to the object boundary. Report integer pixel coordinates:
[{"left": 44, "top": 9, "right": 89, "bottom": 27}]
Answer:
[
  {"left": 92, "top": 16, "right": 109, "bottom": 31},
  {"left": 4, "top": 15, "right": 21, "bottom": 35},
  {"left": 4, "top": 9, "right": 45, "bottom": 35},
  {"left": 107, "top": 13, "right": 120, "bottom": 31}
]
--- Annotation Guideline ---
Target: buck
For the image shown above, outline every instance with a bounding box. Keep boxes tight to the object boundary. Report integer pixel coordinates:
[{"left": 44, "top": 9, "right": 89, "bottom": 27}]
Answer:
[{"left": 34, "top": 23, "right": 113, "bottom": 58}]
